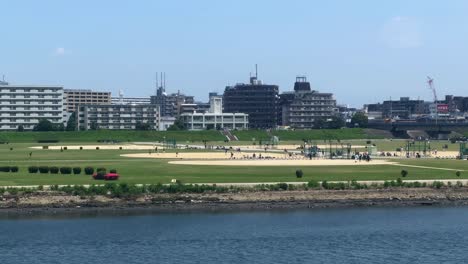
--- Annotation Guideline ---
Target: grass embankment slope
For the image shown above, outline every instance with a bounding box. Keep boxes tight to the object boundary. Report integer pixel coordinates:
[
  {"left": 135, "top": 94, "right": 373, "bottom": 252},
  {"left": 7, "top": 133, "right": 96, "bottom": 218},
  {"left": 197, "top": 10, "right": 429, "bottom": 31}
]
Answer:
[
  {"left": 0, "top": 130, "right": 225, "bottom": 143},
  {"left": 0, "top": 143, "right": 466, "bottom": 186}
]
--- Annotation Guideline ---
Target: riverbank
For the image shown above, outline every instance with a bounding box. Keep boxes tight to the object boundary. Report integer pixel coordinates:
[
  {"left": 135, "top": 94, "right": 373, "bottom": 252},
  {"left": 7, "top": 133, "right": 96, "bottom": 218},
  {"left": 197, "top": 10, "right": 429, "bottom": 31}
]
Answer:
[{"left": 3, "top": 187, "right": 468, "bottom": 215}]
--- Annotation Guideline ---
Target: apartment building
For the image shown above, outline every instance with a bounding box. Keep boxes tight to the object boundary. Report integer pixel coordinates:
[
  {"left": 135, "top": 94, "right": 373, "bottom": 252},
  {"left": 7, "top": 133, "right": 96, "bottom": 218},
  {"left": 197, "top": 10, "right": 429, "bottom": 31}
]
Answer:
[
  {"left": 64, "top": 89, "right": 111, "bottom": 112},
  {"left": 76, "top": 104, "right": 160, "bottom": 130},
  {"left": 280, "top": 77, "right": 337, "bottom": 128},
  {"left": 0, "top": 82, "right": 64, "bottom": 130}
]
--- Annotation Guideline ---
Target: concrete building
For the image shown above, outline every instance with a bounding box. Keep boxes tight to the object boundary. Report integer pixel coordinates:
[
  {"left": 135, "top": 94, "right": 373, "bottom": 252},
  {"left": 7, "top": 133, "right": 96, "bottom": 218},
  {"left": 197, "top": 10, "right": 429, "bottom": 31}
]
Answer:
[
  {"left": 111, "top": 96, "right": 150, "bottom": 105},
  {"left": 0, "top": 82, "right": 64, "bottom": 130},
  {"left": 150, "top": 86, "right": 194, "bottom": 117},
  {"left": 76, "top": 104, "right": 160, "bottom": 130},
  {"left": 279, "top": 77, "right": 337, "bottom": 128},
  {"left": 64, "top": 89, "right": 111, "bottom": 112},
  {"left": 366, "top": 97, "right": 426, "bottom": 119},
  {"left": 181, "top": 94, "right": 248, "bottom": 130},
  {"left": 223, "top": 74, "right": 279, "bottom": 129}
]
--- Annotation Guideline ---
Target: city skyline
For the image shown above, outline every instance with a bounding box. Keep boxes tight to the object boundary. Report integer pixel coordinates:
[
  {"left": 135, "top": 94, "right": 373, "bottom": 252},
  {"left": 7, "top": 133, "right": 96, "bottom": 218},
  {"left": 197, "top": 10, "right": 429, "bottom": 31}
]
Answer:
[{"left": 2, "top": 0, "right": 468, "bottom": 107}]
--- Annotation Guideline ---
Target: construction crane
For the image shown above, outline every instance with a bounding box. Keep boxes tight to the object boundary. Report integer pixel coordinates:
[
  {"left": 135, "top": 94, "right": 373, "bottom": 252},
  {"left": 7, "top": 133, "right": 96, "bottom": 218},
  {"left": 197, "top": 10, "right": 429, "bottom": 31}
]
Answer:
[
  {"left": 427, "top": 76, "right": 437, "bottom": 103},
  {"left": 427, "top": 76, "right": 438, "bottom": 124}
]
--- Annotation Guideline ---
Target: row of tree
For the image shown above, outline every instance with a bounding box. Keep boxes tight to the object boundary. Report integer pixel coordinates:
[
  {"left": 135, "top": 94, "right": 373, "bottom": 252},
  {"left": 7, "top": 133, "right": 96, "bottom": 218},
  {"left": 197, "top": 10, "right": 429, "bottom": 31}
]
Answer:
[{"left": 19, "top": 113, "right": 368, "bottom": 132}]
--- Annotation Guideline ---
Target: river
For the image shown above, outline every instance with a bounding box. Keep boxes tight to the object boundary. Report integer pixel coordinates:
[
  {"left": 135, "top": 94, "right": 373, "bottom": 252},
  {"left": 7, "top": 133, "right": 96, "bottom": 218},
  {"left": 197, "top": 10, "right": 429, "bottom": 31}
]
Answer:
[{"left": 1, "top": 206, "right": 467, "bottom": 263}]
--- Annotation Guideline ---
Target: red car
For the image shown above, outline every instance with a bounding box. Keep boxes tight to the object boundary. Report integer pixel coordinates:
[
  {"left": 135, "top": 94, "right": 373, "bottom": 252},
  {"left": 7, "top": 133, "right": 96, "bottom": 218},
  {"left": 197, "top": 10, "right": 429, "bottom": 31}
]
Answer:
[{"left": 92, "top": 172, "right": 120, "bottom": 181}]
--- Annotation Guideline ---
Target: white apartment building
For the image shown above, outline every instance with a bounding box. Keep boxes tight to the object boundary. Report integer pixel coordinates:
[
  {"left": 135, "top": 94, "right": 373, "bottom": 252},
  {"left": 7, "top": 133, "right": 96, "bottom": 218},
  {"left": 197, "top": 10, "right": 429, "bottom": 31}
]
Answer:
[
  {"left": 77, "top": 104, "right": 160, "bottom": 130},
  {"left": 181, "top": 94, "right": 249, "bottom": 130},
  {"left": 0, "top": 82, "right": 64, "bottom": 130}
]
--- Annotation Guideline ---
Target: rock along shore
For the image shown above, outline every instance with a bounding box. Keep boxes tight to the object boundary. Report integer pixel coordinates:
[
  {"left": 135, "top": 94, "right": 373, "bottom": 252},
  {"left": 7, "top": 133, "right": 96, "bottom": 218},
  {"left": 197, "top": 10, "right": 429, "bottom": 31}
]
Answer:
[{"left": 2, "top": 188, "right": 468, "bottom": 215}]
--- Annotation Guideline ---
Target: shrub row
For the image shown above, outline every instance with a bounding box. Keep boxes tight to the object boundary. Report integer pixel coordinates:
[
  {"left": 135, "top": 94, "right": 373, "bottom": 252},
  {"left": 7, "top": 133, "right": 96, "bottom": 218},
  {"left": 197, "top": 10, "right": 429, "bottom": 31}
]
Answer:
[
  {"left": 27, "top": 166, "right": 116, "bottom": 175},
  {"left": 0, "top": 166, "right": 19, "bottom": 173}
]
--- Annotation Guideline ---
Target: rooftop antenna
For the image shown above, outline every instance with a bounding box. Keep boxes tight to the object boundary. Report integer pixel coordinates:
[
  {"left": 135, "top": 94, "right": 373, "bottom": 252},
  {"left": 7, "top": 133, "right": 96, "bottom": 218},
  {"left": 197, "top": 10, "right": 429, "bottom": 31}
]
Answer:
[
  {"left": 163, "top": 72, "right": 166, "bottom": 90},
  {"left": 155, "top": 73, "right": 159, "bottom": 95},
  {"left": 255, "top": 64, "right": 258, "bottom": 79}
]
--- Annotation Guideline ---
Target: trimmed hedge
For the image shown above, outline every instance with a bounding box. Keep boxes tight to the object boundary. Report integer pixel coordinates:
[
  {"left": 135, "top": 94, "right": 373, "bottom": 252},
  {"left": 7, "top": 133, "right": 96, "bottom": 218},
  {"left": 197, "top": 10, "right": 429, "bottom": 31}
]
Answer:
[
  {"left": 97, "top": 168, "right": 106, "bottom": 173},
  {"left": 10, "top": 166, "right": 19, "bottom": 173},
  {"left": 39, "top": 166, "right": 49, "bottom": 173},
  {"left": 28, "top": 166, "right": 39, "bottom": 173},
  {"left": 50, "top": 166, "right": 59, "bottom": 174},
  {"left": 0, "top": 166, "right": 10, "bottom": 172},
  {"left": 73, "top": 167, "right": 82, "bottom": 174},
  {"left": 109, "top": 169, "right": 117, "bottom": 173},
  {"left": 84, "top": 167, "right": 94, "bottom": 175},
  {"left": 60, "top": 167, "right": 72, "bottom": 174}
]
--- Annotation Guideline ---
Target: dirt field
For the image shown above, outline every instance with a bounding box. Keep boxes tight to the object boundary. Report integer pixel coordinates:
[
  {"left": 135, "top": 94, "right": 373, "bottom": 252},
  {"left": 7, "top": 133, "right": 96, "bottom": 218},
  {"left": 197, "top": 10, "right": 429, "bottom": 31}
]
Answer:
[
  {"left": 121, "top": 151, "right": 296, "bottom": 160},
  {"left": 168, "top": 159, "right": 396, "bottom": 166},
  {"left": 30, "top": 144, "right": 162, "bottom": 150}
]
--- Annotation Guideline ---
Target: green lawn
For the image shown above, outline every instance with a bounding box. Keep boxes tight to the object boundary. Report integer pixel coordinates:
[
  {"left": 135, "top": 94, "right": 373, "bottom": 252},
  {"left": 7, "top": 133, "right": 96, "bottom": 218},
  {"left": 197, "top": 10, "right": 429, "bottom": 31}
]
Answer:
[
  {"left": 0, "top": 128, "right": 381, "bottom": 144},
  {"left": 0, "top": 143, "right": 466, "bottom": 186}
]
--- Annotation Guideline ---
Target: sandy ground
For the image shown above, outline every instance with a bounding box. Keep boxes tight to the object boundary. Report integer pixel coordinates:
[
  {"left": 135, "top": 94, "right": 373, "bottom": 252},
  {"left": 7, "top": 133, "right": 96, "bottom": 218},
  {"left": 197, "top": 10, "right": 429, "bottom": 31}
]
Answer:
[
  {"left": 168, "top": 159, "right": 396, "bottom": 166},
  {"left": 30, "top": 144, "right": 163, "bottom": 150},
  {"left": 229, "top": 144, "right": 366, "bottom": 150},
  {"left": 377, "top": 150, "right": 460, "bottom": 158},
  {"left": 121, "top": 151, "right": 295, "bottom": 160}
]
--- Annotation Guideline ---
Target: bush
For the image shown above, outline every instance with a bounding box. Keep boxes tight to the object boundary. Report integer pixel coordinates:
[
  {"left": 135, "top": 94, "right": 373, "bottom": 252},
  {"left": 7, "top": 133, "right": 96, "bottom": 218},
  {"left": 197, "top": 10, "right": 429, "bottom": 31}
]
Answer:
[
  {"left": 28, "top": 166, "right": 39, "bottom": 173},
  {"left": 73, "top": 167, "right": 82, "bottom": 174},
  {"left": 94, "top": 170, "right": 106, "bottom": 180},
  {"left": 0, "top": 166, "right": 10, "bottom": 172},
  {"left": 63, "top": 147, "right": 67, "bottom": 150},
  {"left": 10, "top": 166, "right": 19, "bottom": 173},
  {"left": 109, "top": 169, "right": 117, "bottom": 173},
  {"left": 456, "top": 171, "right": 461, "bottom": 177},
  {"left": 307, "top": 180, "right": 320, "bottom": 188},
  {"left": 432, "top": 181, "right": 444, "bottom": 189},
  {"left": 321, "top": 180, "right": 328, "bottom": 189},
  {"left": 277, "top": 182, "right": 288, "bottom": 191},
  {"left": 84, "top": 167, "right": 94, "bottom": 175},
  {"left": 79, "top": 146, "right": 83, "bottom": 150},
  {"left": 38, "top": 166, "right": 49, "bottom": 173},
  {"left": 396, "top": 177, "right": 403, "bottom": 186},
  {"left": 60, "top": 167, "right": 72, "bottom": 174},
  {"left": 96, "top": 147, "right": 100, "bottom": 150},
  {"left": 97, "top": 168, "right": 106, "bottom": 173},
  {"left": 42, "top": 146, "right": 49, "bottom": 150},
  {"left": 50, "top": 166, "right": 59, "bottom": 174},
  {"left": 295, "top": 169, "right": 303, "bottom": 178},
  {"left": 401, "top": 170, "right": 408, "bottom": 177}
]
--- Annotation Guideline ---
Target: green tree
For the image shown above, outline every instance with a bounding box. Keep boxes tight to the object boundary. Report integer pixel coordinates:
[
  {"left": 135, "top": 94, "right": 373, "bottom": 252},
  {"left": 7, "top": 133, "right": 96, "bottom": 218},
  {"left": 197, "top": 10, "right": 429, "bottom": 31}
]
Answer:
[
  {"left": 33, "top": 119, "right": 55, "bottom": 131},
  {"left": 167, "top": 117, "right": 186, "bottom": 131},
  {"left": 135, "top": 122, "right": 151, "bottom": 130},
  {"left": 327, "top": 116, "right": 345, "bottom": 129},
  {"left": 17, "top": 125, "right": 24, "bottom": 132},
  {"left": 90, "top": 122, "right": 99, "bottom": 130},
  {"left": 66, "top": 112, "right": 77, "bottom": 131},
  {"left": 351, "top": 112, "right": 368, "bottom": 128},
  {"left": 313, "top": 117, "right": 327, "bottom": 129}
]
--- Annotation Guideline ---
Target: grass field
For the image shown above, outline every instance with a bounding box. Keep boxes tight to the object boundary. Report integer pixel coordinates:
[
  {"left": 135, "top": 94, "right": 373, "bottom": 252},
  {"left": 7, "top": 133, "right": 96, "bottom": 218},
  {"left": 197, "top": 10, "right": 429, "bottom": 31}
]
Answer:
[
  {"left": 0, "top": 128, "right": 379, "bottom": 144},
  {"left": 0, "top": 142, "right": 466, "bottom": 186}
]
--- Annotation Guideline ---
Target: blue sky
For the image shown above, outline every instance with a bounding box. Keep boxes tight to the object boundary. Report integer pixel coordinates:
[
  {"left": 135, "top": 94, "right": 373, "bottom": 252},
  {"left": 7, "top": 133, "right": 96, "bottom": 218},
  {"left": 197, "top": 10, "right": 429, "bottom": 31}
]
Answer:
[{"left": 1, "top": 0, "right": 468, "bottom": 107}]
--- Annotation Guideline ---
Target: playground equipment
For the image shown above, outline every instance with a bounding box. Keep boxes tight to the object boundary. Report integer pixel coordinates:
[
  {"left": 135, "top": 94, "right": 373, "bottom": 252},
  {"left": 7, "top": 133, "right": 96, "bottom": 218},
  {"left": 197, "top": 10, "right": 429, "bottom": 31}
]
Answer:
[
  {"left": 305, "top": 141, "right": 352, "bottom": 159},
  {"left": 405, "top": 140, "right": 431, "bottom": 158},
  {"left": 259, "top": 136, "right": 280, "bottom": 149},
  {"left": 460, "top": 142, "right": 468, "bottom": 159},
  {"left": 163, "top": 139, "right": 177, "bottom": 149}
]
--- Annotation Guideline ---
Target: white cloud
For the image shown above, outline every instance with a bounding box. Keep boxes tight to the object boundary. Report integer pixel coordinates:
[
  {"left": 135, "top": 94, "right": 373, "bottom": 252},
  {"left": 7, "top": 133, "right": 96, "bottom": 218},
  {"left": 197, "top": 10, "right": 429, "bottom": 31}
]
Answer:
[
  {"left": 381, "top": 16, "right": 423, "bottom": 48},
  {"left": 54, "top": 47, "right": 66, "bottom": 56}
]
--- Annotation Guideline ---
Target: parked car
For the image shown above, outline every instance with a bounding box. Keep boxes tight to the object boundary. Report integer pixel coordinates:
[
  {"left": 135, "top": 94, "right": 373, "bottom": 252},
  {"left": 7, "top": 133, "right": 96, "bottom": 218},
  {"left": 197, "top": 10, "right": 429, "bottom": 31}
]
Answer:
[{"left": 92, "top": 172, "right": 119, "bottom": 181}]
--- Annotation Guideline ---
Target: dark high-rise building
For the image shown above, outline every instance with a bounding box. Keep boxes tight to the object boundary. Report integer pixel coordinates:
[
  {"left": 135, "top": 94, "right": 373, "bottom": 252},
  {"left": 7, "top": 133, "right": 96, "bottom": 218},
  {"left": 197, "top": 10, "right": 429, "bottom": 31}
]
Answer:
[{"left": 223, "top": 75, "right": 279, "bottom": 129}]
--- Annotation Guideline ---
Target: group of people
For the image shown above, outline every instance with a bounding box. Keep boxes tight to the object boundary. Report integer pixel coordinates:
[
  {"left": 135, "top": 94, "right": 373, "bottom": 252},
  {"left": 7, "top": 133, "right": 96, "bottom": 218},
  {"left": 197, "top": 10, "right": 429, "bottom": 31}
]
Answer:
[{"left": 352, "top": 153, "right": 371, "bottom": 162}]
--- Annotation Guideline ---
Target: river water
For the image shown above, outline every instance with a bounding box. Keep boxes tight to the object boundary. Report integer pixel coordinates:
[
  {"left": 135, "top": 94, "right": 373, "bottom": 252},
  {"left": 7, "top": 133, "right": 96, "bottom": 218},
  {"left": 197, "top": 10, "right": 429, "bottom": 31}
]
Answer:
[{"left": 1, "top": 206, "right": 467, "bottom": 263}]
